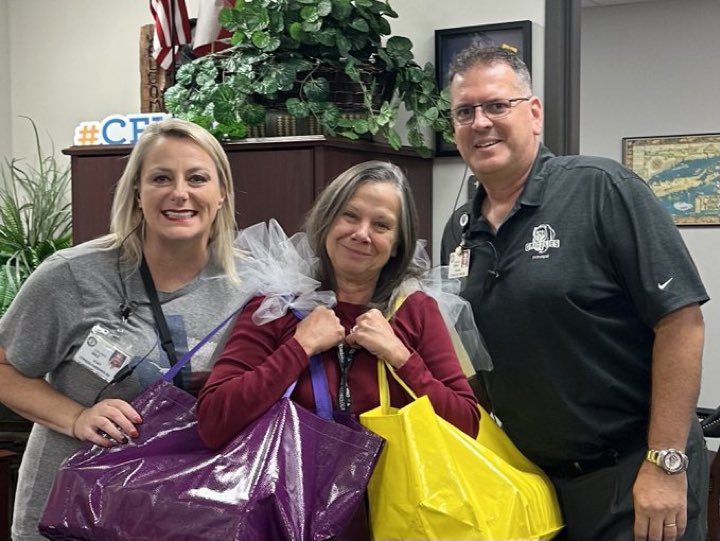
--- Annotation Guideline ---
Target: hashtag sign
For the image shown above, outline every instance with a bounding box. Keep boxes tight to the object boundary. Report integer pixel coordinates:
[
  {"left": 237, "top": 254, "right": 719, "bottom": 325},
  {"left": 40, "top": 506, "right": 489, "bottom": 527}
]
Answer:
[{"left": 74, "top": 122, "right": 100, "bottom": 145}]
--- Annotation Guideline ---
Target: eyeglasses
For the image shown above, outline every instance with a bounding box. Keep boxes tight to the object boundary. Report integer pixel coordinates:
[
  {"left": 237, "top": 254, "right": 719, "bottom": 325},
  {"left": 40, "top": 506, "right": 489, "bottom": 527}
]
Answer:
[{"left": 451, "top": 97, "right": 531, "bottom": 126}]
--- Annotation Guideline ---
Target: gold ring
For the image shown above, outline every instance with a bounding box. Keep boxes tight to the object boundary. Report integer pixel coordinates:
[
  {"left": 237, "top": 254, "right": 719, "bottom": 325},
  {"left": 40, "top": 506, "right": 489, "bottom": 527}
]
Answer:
[{"left": 664, "top": 523, "right": 677, "bottom": 528}]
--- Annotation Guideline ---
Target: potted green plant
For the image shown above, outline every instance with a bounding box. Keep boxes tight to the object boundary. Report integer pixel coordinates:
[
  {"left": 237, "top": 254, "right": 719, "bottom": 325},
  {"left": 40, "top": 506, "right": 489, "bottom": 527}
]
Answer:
[
  {"left": 163, "top": 0, "right": 452, "bottom": 157},
  {"left": 0, "top": 118, "right": 72, "bottom": 317}
]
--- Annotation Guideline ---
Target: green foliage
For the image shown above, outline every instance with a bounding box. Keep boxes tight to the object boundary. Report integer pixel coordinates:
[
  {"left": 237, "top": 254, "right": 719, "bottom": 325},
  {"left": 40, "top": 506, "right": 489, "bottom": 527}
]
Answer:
[
  {"left": 165, "top": 0, "right": 451, "bottom": 157},
  {"left": 0, "top": 118, "right": 72, "bottom": 317}
]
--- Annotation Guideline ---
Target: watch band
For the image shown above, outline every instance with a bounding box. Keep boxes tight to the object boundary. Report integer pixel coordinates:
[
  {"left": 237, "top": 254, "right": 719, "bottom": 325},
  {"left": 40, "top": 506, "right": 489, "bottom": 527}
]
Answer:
[{"left": 645, "top": 448, "right": 689, "bottom": 474}]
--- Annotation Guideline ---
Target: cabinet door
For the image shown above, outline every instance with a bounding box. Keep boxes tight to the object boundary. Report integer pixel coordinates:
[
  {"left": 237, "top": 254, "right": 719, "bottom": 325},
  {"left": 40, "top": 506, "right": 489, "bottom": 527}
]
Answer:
[
  {"left": 69, "top": 153, "right": 129, "bottom": 244},
  {"left": 227, "top": 148, "right": 315, "bottom": 233}
]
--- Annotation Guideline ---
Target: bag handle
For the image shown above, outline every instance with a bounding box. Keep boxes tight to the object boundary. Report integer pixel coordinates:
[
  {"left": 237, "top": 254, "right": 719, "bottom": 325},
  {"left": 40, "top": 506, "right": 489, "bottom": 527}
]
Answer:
[
  {"left": 289, "top": 309, "right": 334, "bottom": 420},
  {"left": 377, "top": 360, "right": 418, "bottom": 413},
  {"left": 280, "top": 356, "right": 333, "bottom": 421},
  {"left": 308, "top": 354, "right": 333, "bottom": 420},
  {"left": 374, "top": 293, "right": 413, "bottom": 412},
  {"left": 163, "top": 305, "right": 246, "bottom": 383}
]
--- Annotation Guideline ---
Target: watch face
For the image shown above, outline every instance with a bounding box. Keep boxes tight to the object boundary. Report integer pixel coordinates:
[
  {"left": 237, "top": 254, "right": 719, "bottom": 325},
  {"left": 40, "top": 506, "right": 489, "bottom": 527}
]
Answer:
[{"left": 662, "top": 451, "right": 685, "bottom": 473}]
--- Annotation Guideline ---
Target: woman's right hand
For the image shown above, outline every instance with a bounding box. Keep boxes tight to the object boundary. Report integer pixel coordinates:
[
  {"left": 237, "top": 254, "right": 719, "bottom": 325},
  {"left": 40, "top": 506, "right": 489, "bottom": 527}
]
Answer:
[
  {"left": 293, "top": 306, "right": 345, "bottom": 357},
  {"left": 72, "top": 399, "right": 143, "bottom": 447}
]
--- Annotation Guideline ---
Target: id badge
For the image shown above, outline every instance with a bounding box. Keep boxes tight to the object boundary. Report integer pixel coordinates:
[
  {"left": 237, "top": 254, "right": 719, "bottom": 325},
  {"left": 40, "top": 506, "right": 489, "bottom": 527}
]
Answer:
[
  {"left": 448, "top": 246, "right": 470, "bottom": 279},
  {"left": 73, "top": 324, "right": 133, "bottom": 382}
]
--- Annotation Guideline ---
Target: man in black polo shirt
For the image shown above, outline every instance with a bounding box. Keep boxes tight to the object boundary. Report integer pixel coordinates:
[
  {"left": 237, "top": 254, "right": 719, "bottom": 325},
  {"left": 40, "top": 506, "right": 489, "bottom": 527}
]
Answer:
[{"left": 440, "top": 46, "right": 709, "bottom": 541}]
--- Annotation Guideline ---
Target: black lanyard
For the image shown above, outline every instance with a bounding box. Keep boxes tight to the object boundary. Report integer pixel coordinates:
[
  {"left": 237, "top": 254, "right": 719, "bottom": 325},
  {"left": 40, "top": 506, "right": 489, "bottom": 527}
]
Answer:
[
  {"left": 139, "top": 256, "right": 184, "bottom": 388},
  {"left": 336, "top": 344, "right": 357, "bottom": 413}
]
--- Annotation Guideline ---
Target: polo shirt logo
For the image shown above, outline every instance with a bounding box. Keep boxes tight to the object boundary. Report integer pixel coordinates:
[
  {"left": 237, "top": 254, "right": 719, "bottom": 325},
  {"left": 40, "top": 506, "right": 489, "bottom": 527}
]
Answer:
[{"left": 525, "top": 224, "right": 561, "bottom": 256}]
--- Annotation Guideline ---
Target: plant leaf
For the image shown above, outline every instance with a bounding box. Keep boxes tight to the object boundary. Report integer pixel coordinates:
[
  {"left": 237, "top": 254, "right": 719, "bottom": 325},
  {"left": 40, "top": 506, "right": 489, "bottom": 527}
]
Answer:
[
  {"left": 286, "top": 98, "right": 311, "bottom": 117},
  {"left": 302, "top": 77, "right": 330, "bottom": 102},
  {"left": 0, "top": 117, "right": 72, "bottom": 317}
]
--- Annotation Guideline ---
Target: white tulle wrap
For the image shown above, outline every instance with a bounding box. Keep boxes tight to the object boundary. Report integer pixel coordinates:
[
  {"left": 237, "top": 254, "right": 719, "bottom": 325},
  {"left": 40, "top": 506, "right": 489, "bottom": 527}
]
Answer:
[
  {"left": 390, "top": 242, "right": 493, "bottom": 372},
  {"left": 234, "top": 220, "right": 336, "bottom": 324},
  {"left": 235, "top": 219, "right": 492, "bottom": 372}
]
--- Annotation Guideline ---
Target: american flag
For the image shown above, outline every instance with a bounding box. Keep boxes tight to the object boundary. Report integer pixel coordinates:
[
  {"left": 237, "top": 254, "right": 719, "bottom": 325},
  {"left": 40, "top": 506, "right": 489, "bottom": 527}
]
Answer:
[
  {"left": 193, "top": 0, "right": 234, "bottom": 57},
  {"left": 150, "top": 0, "right": 192, "bottom": 71}
]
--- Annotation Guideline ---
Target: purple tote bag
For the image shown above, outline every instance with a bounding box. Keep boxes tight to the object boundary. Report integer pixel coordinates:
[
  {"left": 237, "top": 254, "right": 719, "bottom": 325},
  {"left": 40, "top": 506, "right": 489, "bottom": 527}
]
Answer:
[{"left": 39, "top": 350, "right": 383, "bottom": 541}]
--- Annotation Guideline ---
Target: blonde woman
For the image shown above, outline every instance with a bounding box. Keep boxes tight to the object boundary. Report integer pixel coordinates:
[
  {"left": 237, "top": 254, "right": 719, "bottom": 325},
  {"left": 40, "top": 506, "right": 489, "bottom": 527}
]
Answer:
[{"left": 0, "top": 119, "right": 246, "bottom": 541}]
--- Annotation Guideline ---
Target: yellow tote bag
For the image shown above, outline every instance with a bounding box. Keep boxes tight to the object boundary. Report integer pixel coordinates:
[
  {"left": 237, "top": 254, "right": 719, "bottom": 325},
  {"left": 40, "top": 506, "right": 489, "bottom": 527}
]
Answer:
[{"left": 359, "top": 360, "right": 563, "bottom": 541}]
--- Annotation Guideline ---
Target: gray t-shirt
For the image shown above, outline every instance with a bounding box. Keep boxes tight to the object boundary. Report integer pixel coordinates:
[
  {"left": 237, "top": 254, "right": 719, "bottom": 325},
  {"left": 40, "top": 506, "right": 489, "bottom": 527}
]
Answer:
[{"left": 0, "top": 241, "right": 249, "bottom": 541}]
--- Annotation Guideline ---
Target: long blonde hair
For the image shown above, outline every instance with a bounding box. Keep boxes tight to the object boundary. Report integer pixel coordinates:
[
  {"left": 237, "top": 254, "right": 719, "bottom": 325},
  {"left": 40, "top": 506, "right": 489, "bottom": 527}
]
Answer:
[{"left": 94, "top": 118, "right": 238, "bottom": 279}]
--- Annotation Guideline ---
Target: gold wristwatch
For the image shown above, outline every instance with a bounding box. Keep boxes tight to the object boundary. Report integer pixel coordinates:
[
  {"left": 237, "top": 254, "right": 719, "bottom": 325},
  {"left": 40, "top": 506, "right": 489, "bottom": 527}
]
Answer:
[{"left": 645, "top": 448, "right": 689, "bottom": 474}]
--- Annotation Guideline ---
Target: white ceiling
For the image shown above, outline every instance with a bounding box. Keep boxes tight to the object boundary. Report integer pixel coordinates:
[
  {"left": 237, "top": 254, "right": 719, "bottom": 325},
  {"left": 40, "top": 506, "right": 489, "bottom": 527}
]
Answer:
[{"left": 581, "top": 0, "right": 665, "bottom": 7}]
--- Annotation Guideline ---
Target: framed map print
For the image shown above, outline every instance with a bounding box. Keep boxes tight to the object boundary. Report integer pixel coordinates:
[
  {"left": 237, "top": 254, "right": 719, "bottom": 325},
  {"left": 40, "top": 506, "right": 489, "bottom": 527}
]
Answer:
[{"left": 622, "top": 133, "right": 720, "bottom": 225}]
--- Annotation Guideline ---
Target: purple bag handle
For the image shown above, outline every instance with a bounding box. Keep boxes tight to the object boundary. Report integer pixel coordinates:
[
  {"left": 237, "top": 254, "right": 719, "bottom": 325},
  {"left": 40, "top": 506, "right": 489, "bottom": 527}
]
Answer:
[
  {"left": 281, "top": 355, "right": 331, "bottom": 420},
  {"left": 289, "top": 309, "right": 334, "bottom": 420},
  {"left": 163, "top": 306, "right": 245, "bottom": 383},
  {"left": 164, "top": 303, "right": 334, "bottom": 420}
]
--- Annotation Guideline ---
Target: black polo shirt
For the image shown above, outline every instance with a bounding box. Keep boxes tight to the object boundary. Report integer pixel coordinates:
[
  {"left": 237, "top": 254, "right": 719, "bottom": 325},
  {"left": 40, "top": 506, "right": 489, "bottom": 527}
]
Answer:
[{"left": 441, "top": 145, "right": 709, "bottom": 468}]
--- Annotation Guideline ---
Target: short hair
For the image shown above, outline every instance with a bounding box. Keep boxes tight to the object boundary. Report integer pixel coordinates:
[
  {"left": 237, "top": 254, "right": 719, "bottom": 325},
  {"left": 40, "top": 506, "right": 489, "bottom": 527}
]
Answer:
[
  {"left": 95, "top": 118, "right": 238, "bottom": 279},
  {"left": 304, "top": 161, "right": 421, "bottom": 309},
  {"left": 447, "top": 45, "right": 533, "bottom": 95}
]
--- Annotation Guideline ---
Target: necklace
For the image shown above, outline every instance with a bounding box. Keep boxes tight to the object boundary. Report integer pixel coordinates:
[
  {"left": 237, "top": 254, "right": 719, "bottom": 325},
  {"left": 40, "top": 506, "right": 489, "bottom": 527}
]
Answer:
[{"left": 336, "top": 343, "right": 358, "bottom": 412}]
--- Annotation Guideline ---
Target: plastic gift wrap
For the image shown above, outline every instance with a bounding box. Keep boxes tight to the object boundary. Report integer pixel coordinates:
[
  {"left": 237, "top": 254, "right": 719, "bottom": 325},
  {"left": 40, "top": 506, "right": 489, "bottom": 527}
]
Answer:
[
  {"left": 234, "top": 219, "right": 336, "bottom": 323},
  {"left": 394, "top": 240, "right": 493, "bottom": 374},
  {"left": 39, "top": 355, "right": 384, "bottom": 541}
]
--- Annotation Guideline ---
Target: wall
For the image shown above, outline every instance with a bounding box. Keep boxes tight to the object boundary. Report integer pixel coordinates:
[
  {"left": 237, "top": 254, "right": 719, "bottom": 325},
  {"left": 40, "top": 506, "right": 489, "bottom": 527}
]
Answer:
[
  {"left": 0, "top": 0, "right": 10, "bottom": 158},
  {"left": 6, "top": 0, "right": 192, "bottom": 161},
  {"left": 580, "top": 0, "right": 720, "bottom": 409}
]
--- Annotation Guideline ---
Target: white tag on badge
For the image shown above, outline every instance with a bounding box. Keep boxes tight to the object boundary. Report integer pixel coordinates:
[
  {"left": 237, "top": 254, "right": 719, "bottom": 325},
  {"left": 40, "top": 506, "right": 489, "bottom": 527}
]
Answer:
[
  {"left": 73, "top": 325, "right": 132, "bottom": 382},
  {"left": 448, "top": 247, "right": 470, "bottom": 279}
]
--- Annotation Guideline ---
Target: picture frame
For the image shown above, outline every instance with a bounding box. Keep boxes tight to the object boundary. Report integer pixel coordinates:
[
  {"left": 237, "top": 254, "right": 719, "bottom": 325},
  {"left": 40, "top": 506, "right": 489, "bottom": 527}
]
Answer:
[
  {"left": 622, "top": 133, "right": 720, "bottom": 226},
  {"left": 434, "top": 20, "right": 532, "bottom": 157}
]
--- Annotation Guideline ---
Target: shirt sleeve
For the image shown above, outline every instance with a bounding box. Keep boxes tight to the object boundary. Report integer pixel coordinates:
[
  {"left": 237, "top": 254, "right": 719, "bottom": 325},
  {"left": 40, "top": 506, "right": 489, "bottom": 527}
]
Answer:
[
  {"left": 0, "top": 254, "right": 85, "bottom": 377},
  {"left": 197, "top": 295, "right": 309, "bottom": 449},
  {"left": 392, "top": 292, "right": 480, "bottom": 437},
  {"left": 599, "top": 167, "right": 708, "bottom": 327}
]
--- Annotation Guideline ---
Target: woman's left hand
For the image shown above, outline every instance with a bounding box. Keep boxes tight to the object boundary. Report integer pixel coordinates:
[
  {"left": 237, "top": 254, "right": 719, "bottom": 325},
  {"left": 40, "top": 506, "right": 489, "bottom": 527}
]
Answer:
[{"left": 345, "top": 309, "right": 411, "bottom": 369}]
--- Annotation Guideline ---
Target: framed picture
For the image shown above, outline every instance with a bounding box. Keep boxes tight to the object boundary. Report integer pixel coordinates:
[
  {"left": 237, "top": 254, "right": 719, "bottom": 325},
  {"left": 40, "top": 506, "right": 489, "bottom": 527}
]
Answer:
[
  {"left": 434, "top": 20, "right": 532, "bottom": 157},
  {"left": 622, "top": 133, "right": 720, "bottom": 226}
]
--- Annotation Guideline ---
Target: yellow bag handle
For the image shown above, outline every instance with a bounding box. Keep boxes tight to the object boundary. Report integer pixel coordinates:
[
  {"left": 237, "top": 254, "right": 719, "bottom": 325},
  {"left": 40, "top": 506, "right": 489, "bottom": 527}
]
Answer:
[
  {"left": 377, "top": 359, "right": 418, "bottom": 412},
  {"left": 378, "top": 291, "right": 474, "bottom": 411},
  {"left": 376, "top": 293, "right": 415, "bottom": 412}
]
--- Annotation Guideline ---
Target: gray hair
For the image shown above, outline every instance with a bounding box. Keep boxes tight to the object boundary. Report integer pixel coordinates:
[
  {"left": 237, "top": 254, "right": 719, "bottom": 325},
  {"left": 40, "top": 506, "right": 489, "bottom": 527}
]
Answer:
[
  {"left": 94, "top": 118, "right": 238, "bottom": 280},
  {"left": 448, "top": 45, "right": 533, "bottom": 94},
  {"left": 304, "top": 160, "right": 421, "bottom": 309}
]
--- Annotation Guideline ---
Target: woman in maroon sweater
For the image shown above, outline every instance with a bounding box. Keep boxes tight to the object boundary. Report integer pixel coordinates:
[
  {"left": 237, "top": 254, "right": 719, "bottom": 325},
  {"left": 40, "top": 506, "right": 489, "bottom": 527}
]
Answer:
[{"left": 197, "top": 161, "right": 479, "bottom": 450}]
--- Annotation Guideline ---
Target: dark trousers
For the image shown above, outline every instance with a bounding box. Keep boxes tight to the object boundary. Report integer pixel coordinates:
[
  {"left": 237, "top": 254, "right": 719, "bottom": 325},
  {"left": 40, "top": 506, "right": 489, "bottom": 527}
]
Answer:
[{"left": 548, "top": 421, "right": 708, "bottom": 541}]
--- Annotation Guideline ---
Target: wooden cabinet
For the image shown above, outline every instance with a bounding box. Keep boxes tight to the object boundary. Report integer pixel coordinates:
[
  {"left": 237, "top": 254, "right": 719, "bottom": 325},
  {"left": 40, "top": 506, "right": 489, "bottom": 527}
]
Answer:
[{"left": 64, "top": 137, "right": 433, "bottom": 250}]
